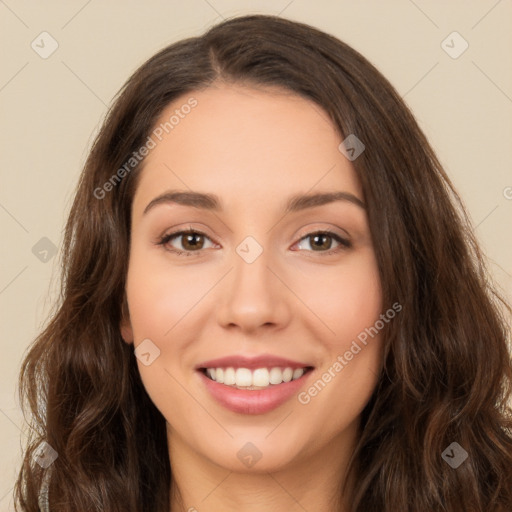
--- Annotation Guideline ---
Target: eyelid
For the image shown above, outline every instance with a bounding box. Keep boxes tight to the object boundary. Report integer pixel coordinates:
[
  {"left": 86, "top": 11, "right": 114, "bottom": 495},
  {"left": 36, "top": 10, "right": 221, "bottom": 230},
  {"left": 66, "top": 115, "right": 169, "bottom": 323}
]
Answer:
[
  {"left": 156, "top": 227, "right": 216, "bottom": 256},
  {"left": 294, "top": 224, "right": 351, "bottom": 243},
  {"left": 292, "top": 229, "right": 351, "bottom": 255},
  {"left": 156, "top": 225, "right": 352, "bottom": 257}
]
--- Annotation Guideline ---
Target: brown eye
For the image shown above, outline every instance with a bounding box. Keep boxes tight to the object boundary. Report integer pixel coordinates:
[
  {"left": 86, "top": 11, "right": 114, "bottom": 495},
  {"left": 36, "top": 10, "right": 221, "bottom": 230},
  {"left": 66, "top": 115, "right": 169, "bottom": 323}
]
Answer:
[
  {"left": 309, "top": 233, "right": 333, "bottom": 251},
  {"left": 158, "top": 229, "right": 214, "bottom": 256},
  {"left": 295, "top": 231, "right": 351, "bottom": 254},
  {"left": 179, "top": 232, "right": 206, "bottom": 251}
]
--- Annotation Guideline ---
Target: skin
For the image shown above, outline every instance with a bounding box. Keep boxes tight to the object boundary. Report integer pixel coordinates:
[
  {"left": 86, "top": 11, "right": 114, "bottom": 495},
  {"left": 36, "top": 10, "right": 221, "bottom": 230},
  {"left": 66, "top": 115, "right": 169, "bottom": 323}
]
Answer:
[{"left": 120, "top": 83, "right": 384, "bottom": 512}]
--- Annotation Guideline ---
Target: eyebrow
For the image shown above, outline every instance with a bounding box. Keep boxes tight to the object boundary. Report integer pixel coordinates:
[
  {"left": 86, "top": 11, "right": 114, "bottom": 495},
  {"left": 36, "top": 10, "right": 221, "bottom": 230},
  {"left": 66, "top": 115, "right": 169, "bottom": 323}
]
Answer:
[{"left": 143, "top": 189, "right": 366, "bottom": 215}]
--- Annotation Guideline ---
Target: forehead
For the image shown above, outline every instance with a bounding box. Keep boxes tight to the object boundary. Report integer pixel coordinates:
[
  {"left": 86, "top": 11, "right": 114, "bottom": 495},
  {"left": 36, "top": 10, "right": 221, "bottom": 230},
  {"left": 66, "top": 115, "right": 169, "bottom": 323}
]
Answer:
[{"left": 132, "top": 84, "right": 363, "bottom": 215}]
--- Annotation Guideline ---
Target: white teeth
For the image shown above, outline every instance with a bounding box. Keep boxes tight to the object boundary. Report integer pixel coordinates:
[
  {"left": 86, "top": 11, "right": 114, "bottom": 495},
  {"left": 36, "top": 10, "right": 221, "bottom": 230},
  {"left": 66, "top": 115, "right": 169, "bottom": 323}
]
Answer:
[
  {"left": 224, "top": 367, "right": 236, "bottom": 385},
  {"left": 282, "top": 367, "right": 293, "bottom": 382},
  {"left": 204, "top": 366, "right": 308, "bottom": 388},
  {"left": 292, "top": 368, "right": 304, "bottom": 380},
  {"left": 252, "top": 368, "right": 269, "bottom": 387},
  {"left": 269, "top": 367, "right": 283, "bottom": 385},
  {"left": 235, "top": 368, "right": 252, "bottom": 387}
]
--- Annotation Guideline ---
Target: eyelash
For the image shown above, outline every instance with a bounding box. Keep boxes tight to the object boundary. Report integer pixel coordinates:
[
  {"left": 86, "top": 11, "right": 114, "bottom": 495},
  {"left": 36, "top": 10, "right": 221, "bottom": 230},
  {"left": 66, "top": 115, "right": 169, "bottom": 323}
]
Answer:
[{"left": 156, "top": 228, "right": 352, "bottom": 257}]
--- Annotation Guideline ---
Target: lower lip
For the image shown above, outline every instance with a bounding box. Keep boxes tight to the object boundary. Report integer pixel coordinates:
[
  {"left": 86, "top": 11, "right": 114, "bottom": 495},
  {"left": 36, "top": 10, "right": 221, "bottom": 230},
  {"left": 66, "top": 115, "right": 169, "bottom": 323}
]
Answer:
[{"left": 197, "top": 369, "right": 314, "bottom": 415}]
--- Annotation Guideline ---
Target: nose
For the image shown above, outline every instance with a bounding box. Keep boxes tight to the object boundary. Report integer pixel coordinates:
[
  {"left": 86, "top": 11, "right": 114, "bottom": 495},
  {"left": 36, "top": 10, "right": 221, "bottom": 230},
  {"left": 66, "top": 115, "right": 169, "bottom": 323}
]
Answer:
[{"left": 215, "top": 242, "right": 291, "bottom": 334}]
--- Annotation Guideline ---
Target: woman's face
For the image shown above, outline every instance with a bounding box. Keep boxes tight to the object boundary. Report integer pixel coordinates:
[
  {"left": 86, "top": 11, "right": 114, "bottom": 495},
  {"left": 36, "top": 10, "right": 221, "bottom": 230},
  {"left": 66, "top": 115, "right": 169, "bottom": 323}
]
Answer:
[{"left": 121, "top": 83, "right": 384, "bottom": 473}]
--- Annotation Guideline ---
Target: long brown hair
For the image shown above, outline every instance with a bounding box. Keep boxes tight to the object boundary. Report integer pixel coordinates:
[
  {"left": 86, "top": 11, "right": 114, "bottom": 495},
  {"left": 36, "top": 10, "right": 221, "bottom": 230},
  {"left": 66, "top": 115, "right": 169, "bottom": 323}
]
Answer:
[{"left": 15, "top": 14, "right": 512, "bottom": 512}]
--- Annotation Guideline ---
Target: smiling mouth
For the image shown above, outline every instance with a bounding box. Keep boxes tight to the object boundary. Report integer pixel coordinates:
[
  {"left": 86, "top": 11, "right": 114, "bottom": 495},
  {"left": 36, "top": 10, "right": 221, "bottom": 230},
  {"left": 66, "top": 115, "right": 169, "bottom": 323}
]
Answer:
[{"left": 198, "top": 366, "right": 315, "bottom": 390}]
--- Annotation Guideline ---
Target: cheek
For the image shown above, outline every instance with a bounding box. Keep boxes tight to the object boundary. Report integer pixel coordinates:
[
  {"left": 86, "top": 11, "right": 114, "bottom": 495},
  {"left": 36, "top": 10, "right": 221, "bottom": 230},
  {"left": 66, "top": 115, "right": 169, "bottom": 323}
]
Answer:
[
  {"left": 293, "top": 251, "right": 384, "bottom": 423},
  {"left": 124, "top": 249, "right": 205, "bottom": 415},
  {"left": 292, "top": 249, "right": 382, "bottom": 346},
  {"left": 125, "top": 248, "right": 210, "bottom": 340},
  {"left": 127, "top": 243, "right": 382, "bottom": 350}
]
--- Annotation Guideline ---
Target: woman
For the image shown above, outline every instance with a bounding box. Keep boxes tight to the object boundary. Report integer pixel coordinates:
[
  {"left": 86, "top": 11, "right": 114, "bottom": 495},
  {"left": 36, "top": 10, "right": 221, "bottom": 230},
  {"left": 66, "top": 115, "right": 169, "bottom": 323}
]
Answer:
[{"left": 14, "top": 14, "right": 512, "bottom": 512}]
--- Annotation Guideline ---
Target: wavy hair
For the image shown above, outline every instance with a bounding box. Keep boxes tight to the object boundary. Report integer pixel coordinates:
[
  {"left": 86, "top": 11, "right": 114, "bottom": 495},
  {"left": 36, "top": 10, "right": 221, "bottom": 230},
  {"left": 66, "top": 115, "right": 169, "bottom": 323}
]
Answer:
[{"left": 14, "top": 14, "right": 512, "bottom": 512}]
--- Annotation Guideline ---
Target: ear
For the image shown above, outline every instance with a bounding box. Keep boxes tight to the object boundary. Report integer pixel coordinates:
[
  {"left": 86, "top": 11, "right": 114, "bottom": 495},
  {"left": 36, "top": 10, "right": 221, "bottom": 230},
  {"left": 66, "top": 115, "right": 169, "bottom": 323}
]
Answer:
[{"left": 120, "top": 295, "right": 134, "bottom": 344}]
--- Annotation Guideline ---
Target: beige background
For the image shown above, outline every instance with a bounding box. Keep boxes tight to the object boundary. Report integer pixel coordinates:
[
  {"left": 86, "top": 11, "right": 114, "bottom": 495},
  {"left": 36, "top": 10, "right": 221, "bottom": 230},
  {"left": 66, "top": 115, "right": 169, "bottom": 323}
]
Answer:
[{"left": 1, "top": 1, "right": 511, "bottom": 508}]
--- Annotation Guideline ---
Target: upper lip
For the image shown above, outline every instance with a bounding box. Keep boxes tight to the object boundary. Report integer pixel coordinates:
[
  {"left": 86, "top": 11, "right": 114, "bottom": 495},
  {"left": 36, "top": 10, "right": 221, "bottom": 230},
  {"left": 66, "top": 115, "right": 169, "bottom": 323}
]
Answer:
[{"left": 195, "top": 354, "right": 314, "bottom": 371}]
